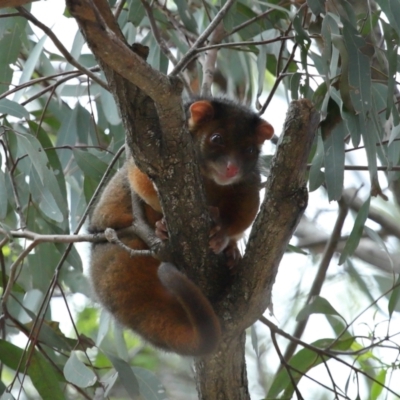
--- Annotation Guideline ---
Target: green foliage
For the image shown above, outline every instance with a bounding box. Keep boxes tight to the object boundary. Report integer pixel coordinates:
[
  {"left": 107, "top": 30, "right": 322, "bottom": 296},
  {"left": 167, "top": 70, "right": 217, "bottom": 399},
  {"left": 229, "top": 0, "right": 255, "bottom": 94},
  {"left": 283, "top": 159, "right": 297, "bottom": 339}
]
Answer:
[{"left": 1, "top": 0, "right": 400, "bottom": 399}]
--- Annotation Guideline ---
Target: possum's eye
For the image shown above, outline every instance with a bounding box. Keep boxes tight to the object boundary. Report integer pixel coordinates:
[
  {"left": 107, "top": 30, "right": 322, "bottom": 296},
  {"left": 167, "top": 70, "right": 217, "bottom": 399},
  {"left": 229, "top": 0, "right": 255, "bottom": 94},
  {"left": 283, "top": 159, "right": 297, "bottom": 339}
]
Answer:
[
  {"left": 245, "top": 145, "right": 256, "bottom": 154},
  {"left": 210, "top": 133, "right": 223, "bottom": 145}
]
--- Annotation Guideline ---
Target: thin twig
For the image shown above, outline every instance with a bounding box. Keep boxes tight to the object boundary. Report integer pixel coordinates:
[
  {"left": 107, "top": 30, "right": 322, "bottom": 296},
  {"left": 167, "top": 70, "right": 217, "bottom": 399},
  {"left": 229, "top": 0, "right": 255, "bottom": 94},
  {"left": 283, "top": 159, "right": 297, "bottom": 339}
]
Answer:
[
  {"left": 140, "top": 0, "right": 192, "bottom": 94},
  {"left": 0, "top": 70, "right": 86, "bottom": 100},
  {"left": 259, "top": 41, "right": 297, "bottom": 115},
  {"left": 113, "top": 0, "right": 126, "bottom": 19},
  {"left": 16, "top": 7, "right": 108, "bottom": 90},
  {"left": 2, "top": 135, "right": 26, "bottom": 228},
  {"left": 104, "top": 228, "right": 153, "bottom": 256},
  {"left": 141, "top": 0, "right": 178, "bottom": 65},
  {"left": 224, "top": 7, "right": 276, "bottom": 38},
  {"left": 282, "top": 197, "right": 348, "bottom": 364},
  {"left": 153, "top": 0, "right": 198, "bottom": 43},
  {"left": 2, "top": 242, "right": 36, "bottom": 305},
  {"left": 270, "top": 330, "right": 304, "bottom": 400},
  {"left": 306, "top": 164, "right": 400, "bottom": 171},
  {"left": 261, "top": 316, "right": 400, "bottom": 398},
  {"left": 201, "top": 22, "right": 225, "bottom": 96},
  {"left": 170, "top": 0, "right": 237, "bottom": 76},
  {"left": 195, "top": 35, "right": 302, "bottom": 52}
]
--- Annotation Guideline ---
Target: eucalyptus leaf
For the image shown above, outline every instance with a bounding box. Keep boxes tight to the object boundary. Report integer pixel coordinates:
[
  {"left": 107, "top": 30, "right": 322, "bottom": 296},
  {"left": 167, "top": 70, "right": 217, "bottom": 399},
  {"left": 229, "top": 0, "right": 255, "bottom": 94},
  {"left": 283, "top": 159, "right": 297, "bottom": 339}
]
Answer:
[
  {"left": 0, "top": 99, "right": 30, "bottom": 119},
  {"left": 296, "top": 296, "right": 345, "bottom": 322},
  {"left": 339, "top": 197, "right": 371, "bottom": 265},
  {"left": 388, "top": 274, "right": 400, "bottom": 317},
  {"left": 26, "top": 344, "right": 65, "bottom": 400},
  {"left": 323, "top": 119, "right": 345, "bottom": 201},
  {"left": 13, "top": 35, "right": 47, "bottom": 103},
  {"left": 106, "top": 353, "right": 140, "bottom": 398},
  {"left": 64, "top": 351, "right": 97, "bottom": 388},
  {"left": 267, "top": 337, "right": 354, "bottom": 398},
  {"left": 0, "top": 169, "right": 7, "bottom": 220},
  {"left": 132, "top": 367, "right": 168, "bottom": 400}
]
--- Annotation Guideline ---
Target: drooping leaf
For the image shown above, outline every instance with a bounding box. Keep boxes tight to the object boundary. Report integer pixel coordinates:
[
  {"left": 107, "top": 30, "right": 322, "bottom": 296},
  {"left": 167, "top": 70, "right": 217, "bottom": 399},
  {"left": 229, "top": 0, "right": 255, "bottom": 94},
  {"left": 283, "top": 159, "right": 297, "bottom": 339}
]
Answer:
[
  {"left": 29, "top": 167, "right": 63, "bottom": 223},
  {"left": 322, "top": 118, "right": 345, "bottom": 201},
  {"left": 132, "top": 367, "right": 167, "bottom": 400},
  {"left": 339, "top": 197, "right": 371, "bottom": 264},
  {"left": 296, "top": 296, "right": 345, "bottom": 322},
  {"left": 13, "top": 34, "right": 47, "bottom": 103},
  {"left": 0, "top": 169, "right": 7, "bottom": 220},
  {"left": 0, "top": 339, "right": 24, "bottom": 370},
  {"left": 73, "top": 149, "right": 109, "bottom": 181},
  {"left": 64, "top": 351, "right": 97, "bottom": 388},
  {"left": 0, "top": 98, "right": 30, "bottom": 119},
  {"left": 106, "top": 353, "right": 140, "bottom": 398},
  {"left": 309, "top": 131, "right": 324, "bottom": 192},
  {"left": 267, "top": 337, "right": 354, "bottom": 398},
  {"left": 377, "top": 0, "right": 400, "bottom": 39},
  {"left": 371, "top": 369, "right": 387, "bottom": 400},
  {"left": 172, "top": 0, "right": 198, "bottom": 33},
  {"left": 96, "top": 309, "right": 111, "bottom": 347},
  {"left": 306, "top": 0, "right": 325, "bottom": 16},
  {"left": 26, "top": 344, "right": 65, "bottom": 400},
  {"left": 128, "top": 0, "right": 146, "bottom": 26},
  {"left": 388, "top": 274, "right": 400, "bottom": 317}
]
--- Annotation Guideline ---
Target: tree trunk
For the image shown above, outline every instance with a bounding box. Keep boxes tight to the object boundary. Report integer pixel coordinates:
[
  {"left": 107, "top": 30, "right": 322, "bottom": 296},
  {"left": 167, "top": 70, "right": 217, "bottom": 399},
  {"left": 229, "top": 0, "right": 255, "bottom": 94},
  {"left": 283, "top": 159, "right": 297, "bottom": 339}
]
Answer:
[{"left": 195, "top": 332, "right": 249, "bottom": 400}]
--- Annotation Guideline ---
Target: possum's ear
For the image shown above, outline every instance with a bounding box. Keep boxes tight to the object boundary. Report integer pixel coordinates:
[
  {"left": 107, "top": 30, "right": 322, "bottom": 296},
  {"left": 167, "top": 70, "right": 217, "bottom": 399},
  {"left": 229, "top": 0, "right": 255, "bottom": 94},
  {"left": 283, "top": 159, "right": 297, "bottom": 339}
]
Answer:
[
  {"left": 188, "top": 101, "right": 214, "bottom": 128},
  {"left": 256, "top": 120, "right": 274, "bottom": 144}
]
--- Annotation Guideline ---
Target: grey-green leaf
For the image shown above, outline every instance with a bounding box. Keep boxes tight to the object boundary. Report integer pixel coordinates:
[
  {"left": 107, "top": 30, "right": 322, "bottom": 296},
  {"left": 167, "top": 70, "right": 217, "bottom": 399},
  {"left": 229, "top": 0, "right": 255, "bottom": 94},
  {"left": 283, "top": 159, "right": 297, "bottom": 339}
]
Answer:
[
  {"left": 339, "top": 197, "right": 371, "bottom": 264},
  {"left": 106, "top": 353, "right": 140, "bottom": 398},
  {"left": 296, "top": 296, "right": 344, "bottom": 322},
  {"left": 0, "top": 98, "right": 30, "bottom": 119},
  {"left": 64, "top": 351, "right": 97, "bottom": 388}
]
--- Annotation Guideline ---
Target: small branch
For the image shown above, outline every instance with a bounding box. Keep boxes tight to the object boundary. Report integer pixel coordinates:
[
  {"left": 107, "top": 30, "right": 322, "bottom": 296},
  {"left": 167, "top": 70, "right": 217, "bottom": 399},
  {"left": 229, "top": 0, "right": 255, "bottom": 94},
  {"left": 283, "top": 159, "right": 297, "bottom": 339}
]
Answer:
[
  {"left": 343, "top": 188, "right": 400, "bottom": 238},
  {"left": 306, "top": 164, "right": 400, "bottom": 171},
  {"left": 80, "top": 145, "right": 125, "bottom": 228},
  {"left": 16, "top": 7, "right": 108, "bottom": 90},
  {"left": 113, "top": 0, "right": 126, "bottom": 19},
  {"left": 259, "top": 41, "right": 297, "bottom": 115},
  {"left": 2, "top": 241, "right": 36, "bottom": 305},
  {"left": 201, "top": 22, "right": 225, "bottom": 96},
  {"left": 19, "top": 72, "right": 88, "bottom": 107},
  {"left": 195, "top": 35, "right": 300, "bottom": 53},
  {"left": 2, "top": 135, "right": 26, "bottom": 228},
  {"left": 153, "top": 0, "right": 198, "bottom": 43},
  {"left": 0, "top": 227, "right": 118, "bottom": 244},
  {"left": 140, "top": 0, "right": 192, "bottom": 94},
  {"left": 169, "top": 0, "right": 236, "bottom": 76},
  {"left": 258, "top": 5, "right": 310, "bottom": 115},
  {"left": 104, "top": 228, "right": 153, "bottom": 257},
  {"left": 141, "top": 0, "right": 178, "bottom": 66},
  {"left": 261, "top": 317, "right": 400, "bottom": 398},
  {"left": 282, "top": 197, "right": 348, "bottom": 364},
  {"left": 270, "top": 330, "right": 304, "bottom": 400},
  {"left": 224, "top": 7, "right": 275, "bottom": 38},
  {"left": 0, "top": 70, "right": 86, "bottom": 100}
]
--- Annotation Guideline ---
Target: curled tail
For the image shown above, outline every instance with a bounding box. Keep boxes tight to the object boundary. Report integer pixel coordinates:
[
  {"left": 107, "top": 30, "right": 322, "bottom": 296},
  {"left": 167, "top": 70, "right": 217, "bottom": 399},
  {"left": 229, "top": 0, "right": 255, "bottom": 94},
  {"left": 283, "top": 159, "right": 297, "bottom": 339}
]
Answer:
[{"left": 157, "top": 262, "right": 221, "bottom": 355}]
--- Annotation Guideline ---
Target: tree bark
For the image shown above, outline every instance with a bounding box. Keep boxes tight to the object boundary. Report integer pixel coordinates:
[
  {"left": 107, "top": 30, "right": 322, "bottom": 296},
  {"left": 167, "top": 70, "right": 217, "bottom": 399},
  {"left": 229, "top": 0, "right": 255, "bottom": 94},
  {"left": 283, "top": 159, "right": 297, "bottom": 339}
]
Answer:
[{"left": 195, "top": 332, "right": 249, "bottom": 400}]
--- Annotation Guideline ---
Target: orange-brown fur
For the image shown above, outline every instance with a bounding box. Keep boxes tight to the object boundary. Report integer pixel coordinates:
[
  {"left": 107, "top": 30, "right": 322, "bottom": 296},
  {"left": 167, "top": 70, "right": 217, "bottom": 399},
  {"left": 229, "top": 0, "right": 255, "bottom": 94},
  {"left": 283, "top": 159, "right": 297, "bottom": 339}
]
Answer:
[{"left": 89, "top": 97, "right": 273, "bottom": 355}]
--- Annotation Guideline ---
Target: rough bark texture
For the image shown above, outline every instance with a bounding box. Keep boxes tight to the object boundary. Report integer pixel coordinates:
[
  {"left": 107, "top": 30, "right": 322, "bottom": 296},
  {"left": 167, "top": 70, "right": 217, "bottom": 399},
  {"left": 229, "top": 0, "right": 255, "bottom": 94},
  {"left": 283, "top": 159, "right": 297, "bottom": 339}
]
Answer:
[
  {"left": 195, "top": 332, "right": 249, "bottom": 400},
  {"left": 66, "top": 1, "right": 319, "bottom": 398}
]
